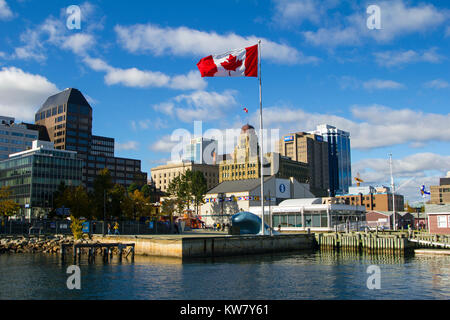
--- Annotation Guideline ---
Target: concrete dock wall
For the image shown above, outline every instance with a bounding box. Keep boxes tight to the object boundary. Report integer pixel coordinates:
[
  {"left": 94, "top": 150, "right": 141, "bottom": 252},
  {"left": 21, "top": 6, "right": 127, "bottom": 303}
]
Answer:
[{"left": 93, "top": 234, "right": 315, "bottom": 259}]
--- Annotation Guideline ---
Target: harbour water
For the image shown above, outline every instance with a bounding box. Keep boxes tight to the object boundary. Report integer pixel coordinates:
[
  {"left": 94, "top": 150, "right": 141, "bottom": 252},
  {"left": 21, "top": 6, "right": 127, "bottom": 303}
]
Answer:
[{"left": 0, "top": 251, "right": 449, "bottom": 300}]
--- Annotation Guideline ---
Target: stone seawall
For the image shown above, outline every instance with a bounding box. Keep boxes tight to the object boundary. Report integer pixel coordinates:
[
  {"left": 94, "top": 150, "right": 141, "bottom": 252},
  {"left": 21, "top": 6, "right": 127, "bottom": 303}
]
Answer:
[{"left": 93, "top": 234, "right": 315, "bottom": 259}]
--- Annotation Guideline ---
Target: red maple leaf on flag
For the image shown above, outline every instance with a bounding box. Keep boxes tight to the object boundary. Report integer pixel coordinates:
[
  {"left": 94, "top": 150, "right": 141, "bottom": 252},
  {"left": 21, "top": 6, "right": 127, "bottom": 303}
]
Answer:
[{"left": 221, "top": 54, "right": 243, "bottom": 75}]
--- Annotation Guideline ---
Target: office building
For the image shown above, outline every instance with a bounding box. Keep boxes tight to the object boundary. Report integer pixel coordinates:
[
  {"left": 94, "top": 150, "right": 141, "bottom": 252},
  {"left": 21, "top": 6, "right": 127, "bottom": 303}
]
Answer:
[
  {"left": 151, "top": 161, "right": 219, "bottom": 192},
  {"left": 0, "top": 116, "right": 39, "bottom": 160},
  {"left": 34, "top": 88, "right": 147, "bottom": 190},
  {"left": 430, "top": 172, "right": 450, "bottom": 204},
  {"left": 0, "top": 140, "right": 83, "bottom": 218},
  {"left": 336, "top": 187, "right": 404, "bottom": 212},
  {"left": 279, "top": 132, "right": 329, "bottom": 196},
  {"left": 219, "top": 125, "right": 310, "bottom": 186},
  {"left": 219, "top": 124, "right": 260, "bottom": 182},
  {"left": 183, "top": 137, "right": 218, "bottom": 164},
  {"left": 310, "top": 124, "right": 351, "bottom": 196}
]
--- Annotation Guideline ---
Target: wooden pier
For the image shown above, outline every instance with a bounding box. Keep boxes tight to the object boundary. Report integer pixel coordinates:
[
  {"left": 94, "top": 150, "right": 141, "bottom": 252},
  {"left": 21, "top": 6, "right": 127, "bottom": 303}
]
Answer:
[
  {"left": 408, "top": 232, "right": 450, "bottom": 249},
  {"left": 315, "top": 232, "right": 413, "bottom": 253},
  {"left": 61, "top": 242, "right": 135, "bottom": 263}
]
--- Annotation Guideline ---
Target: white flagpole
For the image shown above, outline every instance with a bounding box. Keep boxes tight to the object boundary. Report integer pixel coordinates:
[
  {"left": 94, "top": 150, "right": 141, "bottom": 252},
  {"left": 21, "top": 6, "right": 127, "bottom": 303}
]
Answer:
[
  {"left": 389, "top": 153, "right": 396, "bottom": 231},
  {"left": 258, "top": 40, "right": 265, "bottom": 236}
]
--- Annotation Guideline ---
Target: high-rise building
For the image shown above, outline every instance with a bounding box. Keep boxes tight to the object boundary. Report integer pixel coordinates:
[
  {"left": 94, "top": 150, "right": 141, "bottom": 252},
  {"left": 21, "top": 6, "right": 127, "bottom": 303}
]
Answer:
[
  {"left": 0, "top": 140, "right": 83, "bottom": 218},
  {"left": 219, "top": 124, "right": 260, "bottom": 182},
  {"left": 183, "top": 137, "right": 218, "bottom": 164},
  {"left": 219, "top": 124, "right": 310, "bottom": 185},
  {"left": 34, "top": 88, "right": 147, "bottom": 190},
  {"left": 0, "top": 116, "right": 39, "bottom": 160},
  {"left": 310, "top": 124, "right": 351, "bottom": 196},
  {"left": 279, "top": 132, "right": 329, "bottom": 196}
]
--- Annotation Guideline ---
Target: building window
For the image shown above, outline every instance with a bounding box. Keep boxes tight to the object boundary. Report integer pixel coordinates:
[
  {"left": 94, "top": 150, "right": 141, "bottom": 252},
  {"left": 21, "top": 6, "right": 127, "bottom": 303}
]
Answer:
[{"left": 437, "top": 216, "right": 448, "bottom": 228}]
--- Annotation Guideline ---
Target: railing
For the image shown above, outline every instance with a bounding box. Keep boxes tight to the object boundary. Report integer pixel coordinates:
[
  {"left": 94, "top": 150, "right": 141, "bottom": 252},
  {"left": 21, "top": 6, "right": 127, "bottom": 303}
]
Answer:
[
  {"left": 335, "top": 221, "right": 368, "bottom": 232},
  {"left": 0, "top": 219, "right": 177, "bottom": 236},
  {"left": 409, "top": 232, "right": 450, "bottom": 248}
]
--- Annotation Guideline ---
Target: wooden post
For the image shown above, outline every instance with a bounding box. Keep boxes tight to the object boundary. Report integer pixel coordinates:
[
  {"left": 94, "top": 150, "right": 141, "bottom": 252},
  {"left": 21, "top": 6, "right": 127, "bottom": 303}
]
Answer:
[
  {"left": 61, "top": 244, "right": 65, "bottom": 262},
  {"left": 73, "top": 245, "right": 77, "bottom": 263}
]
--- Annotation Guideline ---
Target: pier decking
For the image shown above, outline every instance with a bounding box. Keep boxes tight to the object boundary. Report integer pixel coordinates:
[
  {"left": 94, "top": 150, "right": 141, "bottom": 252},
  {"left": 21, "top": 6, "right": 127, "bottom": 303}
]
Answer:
[{"left": 92, "top": 233, "right": 316, "bottom": 259}]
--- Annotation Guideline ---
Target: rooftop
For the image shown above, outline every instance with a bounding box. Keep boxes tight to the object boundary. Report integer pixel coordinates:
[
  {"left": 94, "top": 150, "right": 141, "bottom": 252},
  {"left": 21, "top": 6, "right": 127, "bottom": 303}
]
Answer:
[
  {"left": 37, "top": 88, "right": 91, "bottom": 114},
  {"left": 207, "top": 176, "right": 273, "bottom": 194}
]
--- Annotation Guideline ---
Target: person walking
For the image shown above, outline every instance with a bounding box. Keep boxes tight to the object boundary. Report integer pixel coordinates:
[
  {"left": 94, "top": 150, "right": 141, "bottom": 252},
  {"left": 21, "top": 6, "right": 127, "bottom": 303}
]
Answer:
[
  {"left": 107, "top": 223, "right": 112, "bottom": 235},
  {"left": 114, "top": 222, "right": 120, "bottom": 235}
]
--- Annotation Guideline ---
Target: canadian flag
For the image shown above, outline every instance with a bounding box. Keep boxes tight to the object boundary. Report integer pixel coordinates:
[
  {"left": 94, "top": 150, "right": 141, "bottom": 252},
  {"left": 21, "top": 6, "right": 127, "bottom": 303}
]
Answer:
[{"left": 196, "top": 44, "right": 258, "bottom": 77}]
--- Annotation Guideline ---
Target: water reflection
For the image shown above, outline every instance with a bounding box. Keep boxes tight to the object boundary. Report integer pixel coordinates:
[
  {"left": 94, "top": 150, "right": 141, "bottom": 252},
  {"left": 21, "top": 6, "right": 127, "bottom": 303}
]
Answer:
[{"left": 0, "top": 251, "right": 449, "bottom": 300}]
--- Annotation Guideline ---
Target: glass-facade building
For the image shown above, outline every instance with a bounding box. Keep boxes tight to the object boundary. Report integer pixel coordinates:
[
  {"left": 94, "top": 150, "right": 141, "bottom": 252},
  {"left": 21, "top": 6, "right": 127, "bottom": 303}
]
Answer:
[
  {"left": 0, "top": 116, "right": 39, "bottom": 160},
  {"left": 35, "top": 88, "right": 147, "bottom": 190},
  {"left": 0, "top": 141, "right": 82, "bottom": 218},
  {"left": 183, "top": 137, "right": 218, "bottom": 164},
  {"left": 310, "top": 124, "right": 351, "bottom": 196}
]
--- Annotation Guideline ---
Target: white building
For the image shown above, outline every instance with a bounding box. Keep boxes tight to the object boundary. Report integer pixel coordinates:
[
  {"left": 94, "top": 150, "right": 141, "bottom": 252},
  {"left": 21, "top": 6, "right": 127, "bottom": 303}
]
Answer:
[
  {"left": 0, "top": 116, "right": 39, "bottom": 160},
  {"left": 200, "top": 176, "right": 314, "bottom": 226},
  {"left": 250, "top": 198, "right": 366, "bottom": 232}
]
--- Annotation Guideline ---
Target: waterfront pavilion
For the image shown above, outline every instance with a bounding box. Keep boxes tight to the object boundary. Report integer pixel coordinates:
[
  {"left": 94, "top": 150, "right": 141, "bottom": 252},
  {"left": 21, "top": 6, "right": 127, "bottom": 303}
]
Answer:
[{"left": 250, "top": 198, "right": 366, "bottom": 232}]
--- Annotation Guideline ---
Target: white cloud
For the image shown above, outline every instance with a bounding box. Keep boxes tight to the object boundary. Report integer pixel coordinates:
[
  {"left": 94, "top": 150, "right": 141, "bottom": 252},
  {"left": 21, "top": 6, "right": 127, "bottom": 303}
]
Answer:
[
  {"left": 115, "top": 141, "right": 139, "bottom": 151},
  {"left": 362, "top": 79, "right": 405, "bottom": 90},
  {"left": 272, "top": 0, "right": 322, "bottom": 27},
  {"left": 0, "top": 67, "right": 59, "bottom": 121},
  {"left": 61, "top": 33, "right": 95, "bottom": 55},
  {"left": 131, "top": 118, "right": 167, "bottom": 131},
  {"left": 424, "top": 79, "right": 450, "bottom": 89},
  {"left": 105, "top": 67, "right": 171, "bottom": 88},
  {"left": 115, "top": 24, "right": 319, "bottom": 65},
  {"left": 150, "top": 135, "right": 179, "bottom": 153},
  {"left": 353, "top": 153, "right": 449, "bottom": 202},
  {"left": 337, "top": 76, "right": 405, "bottom": 90},
  {"left": 13, "top": 16, "right": 96, "bottom": 61},
  {"left": 302, "top": 1, "right": 448, "bottom": 47},
  {"left": 256, "top": 103, "right": 450, "bottom": 150},
  {"left": 83, "top": 56, "right": 207, "bottom": 90},
  {"left": 0, "top": 0, "right": 13, "bottom": 20},
  {"left": 153, "top": 90, "right": 238, "bottom": 123},
  {"left": 373, "top": 48, "right": 444, "bottom": 67}
]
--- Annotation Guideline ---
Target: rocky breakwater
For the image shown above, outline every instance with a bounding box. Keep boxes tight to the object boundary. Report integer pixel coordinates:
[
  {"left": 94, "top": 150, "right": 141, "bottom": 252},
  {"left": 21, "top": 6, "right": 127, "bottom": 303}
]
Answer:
[{"left": 0, "top": 235, "right": 74, "bottom": 254}]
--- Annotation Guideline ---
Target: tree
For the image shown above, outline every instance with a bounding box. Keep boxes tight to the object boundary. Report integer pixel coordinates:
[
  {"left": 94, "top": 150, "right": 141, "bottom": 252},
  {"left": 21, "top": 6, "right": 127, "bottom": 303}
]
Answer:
[
  {"left": 141, "top": 184, "right": 151, "bottom": 198},
  {"left": 93, "top": 169, "right": 114, "bottom": 219},
  {"left": 160, "top": 198, "right": 177, "bottom": 222},
  {"left": 130, "top": 189, "right": 151, "bottom": 220},
  {"left": 166, "top": 175, "right": 188, "bottom": 216},
  {"left": 0, "top": 187, "right": 20, "bottom": 218},
  {"left": 127, "top": 182, "right": 140, "bottom": 194},
  {"left": 190, "top": 171, "right": 208, "bottom": 215},
  {"left": 70, "top": 215, "right": 83, "bottom": 240},
  {"left": 62, "top": 186, "right": 91, "bottom": 219},
  {"left": 109, "top": 184, "right": 128, "bottom": 219}
]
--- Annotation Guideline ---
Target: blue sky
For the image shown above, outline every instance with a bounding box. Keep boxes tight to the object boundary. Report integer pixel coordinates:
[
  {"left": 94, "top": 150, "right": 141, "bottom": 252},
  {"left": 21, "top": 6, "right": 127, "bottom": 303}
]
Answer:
[{"left": 0, "top": 0, "right": 449, "bottom": 203}]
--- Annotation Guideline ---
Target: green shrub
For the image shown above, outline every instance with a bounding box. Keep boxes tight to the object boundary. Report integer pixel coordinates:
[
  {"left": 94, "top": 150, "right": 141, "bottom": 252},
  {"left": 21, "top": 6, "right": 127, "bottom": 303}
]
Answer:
[{"left": 70, "top": 216, "right": 83, "bottom": 240}]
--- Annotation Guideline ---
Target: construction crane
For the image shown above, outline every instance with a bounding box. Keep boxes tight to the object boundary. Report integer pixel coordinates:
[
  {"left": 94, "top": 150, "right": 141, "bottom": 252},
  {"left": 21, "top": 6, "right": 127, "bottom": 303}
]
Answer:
[{"left": 354, "top": 172, "right": 364, "bottom": 187}]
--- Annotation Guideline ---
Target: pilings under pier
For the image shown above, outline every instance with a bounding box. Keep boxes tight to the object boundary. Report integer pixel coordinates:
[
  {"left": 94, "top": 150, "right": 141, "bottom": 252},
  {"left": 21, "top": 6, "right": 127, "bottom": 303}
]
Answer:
[
  {"left": 60, "top": 242, "right": 135, "bottom": 263},
  {"left": 315, "top": 232, "right": 414, "bottom": 254}
]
